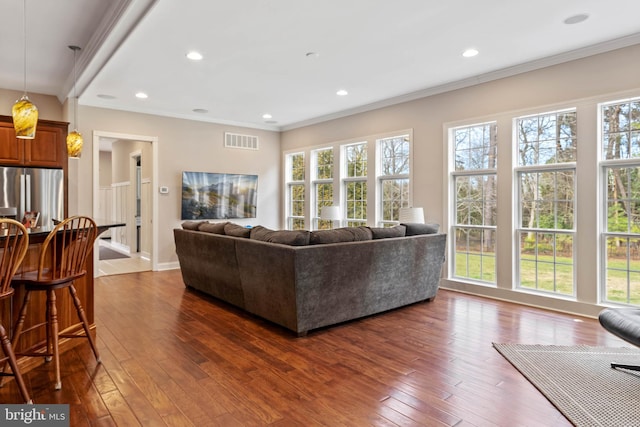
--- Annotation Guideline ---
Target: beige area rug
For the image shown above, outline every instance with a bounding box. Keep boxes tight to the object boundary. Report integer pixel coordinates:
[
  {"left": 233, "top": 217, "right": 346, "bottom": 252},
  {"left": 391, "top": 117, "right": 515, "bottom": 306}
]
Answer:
[{"left": 493, "top": 344, "right": 640, "bottom": 427}]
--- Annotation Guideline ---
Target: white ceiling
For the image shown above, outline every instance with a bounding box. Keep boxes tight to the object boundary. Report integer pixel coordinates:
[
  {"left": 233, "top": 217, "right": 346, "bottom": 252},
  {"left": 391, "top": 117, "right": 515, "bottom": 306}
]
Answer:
[{"left": 2, "top": 0, "right": 640, "bottom": 131}]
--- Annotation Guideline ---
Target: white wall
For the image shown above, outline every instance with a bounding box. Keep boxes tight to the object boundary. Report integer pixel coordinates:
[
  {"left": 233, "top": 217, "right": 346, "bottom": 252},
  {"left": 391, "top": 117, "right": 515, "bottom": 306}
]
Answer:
[{"left": 98, "top": 151, "right": 112, "bottom": 186}]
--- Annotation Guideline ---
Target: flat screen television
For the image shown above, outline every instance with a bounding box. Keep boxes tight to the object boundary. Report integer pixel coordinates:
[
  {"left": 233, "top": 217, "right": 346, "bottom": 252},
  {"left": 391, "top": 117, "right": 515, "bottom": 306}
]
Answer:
[{"left": 181, "top": 171, "right": 258, "bottom": 220}]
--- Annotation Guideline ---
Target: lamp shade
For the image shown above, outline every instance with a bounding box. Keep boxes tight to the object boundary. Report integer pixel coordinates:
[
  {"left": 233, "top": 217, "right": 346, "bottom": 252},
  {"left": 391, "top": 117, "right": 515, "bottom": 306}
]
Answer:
[
  {"left": 398, "top": 207, "right": 424, "bottom": 224},
  {"left": 12, "top": 95, "right": 38, "bottom": 139},
  {"left": 66, "top": 130, "right": 83, "bottom": 158},
  {"left": 320, "top": 206, "right": 341, "bottom": 221}
]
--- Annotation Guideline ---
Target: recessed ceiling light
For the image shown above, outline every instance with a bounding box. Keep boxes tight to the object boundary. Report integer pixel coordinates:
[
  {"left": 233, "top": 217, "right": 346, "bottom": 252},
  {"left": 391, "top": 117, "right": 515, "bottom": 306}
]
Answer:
[
  {"left": 186, "top": 51, "right": 203, "bottom": 61},
  {"left": 193, "top": 108, "right": 208, "bottom": 114},
  {"left": 336, "top": 89, "right": 348, "bottom": 96},
  {"left": 97, "top": 94, "right": 116, "bottom": 99},
  {"left": 262, "top": 113, "right": 272, "bottom": 119},
  {"left": 462, "top": 48, "right": 479, "bottom": 58},
  {"left": 135, "top": 92, "right": 148, "bottom": 99},
  {"left": 564, "top": 13, "right": 589, "bottom": 25}
]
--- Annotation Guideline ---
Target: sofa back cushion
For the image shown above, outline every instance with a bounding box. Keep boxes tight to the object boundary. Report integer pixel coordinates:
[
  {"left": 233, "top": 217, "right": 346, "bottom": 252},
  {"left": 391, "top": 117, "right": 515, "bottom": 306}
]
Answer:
[
  {"left": 402, "top": 222, "right": 440, "bottom": 236},
  {"left": 198, "top": 221, "right": 228, "bottom": 234},
  {"left": 224, "top": 223, "right": 251, "bottom": 238},
  {"left": 309, "top": 226, "right": 373, "bottom": 245},
  {"left": 368, "top": 224, "right": 406, "bottom": 239},
  {"left": 250, "top": 226, "right": 311, "bottom": 246},
  {"left": 181, "top": 220, "right": 203, "bottom": 230}
]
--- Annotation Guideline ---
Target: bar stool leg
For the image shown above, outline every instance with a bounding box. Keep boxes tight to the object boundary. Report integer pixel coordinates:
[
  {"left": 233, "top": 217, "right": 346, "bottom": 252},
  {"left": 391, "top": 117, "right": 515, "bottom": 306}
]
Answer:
[
  {"left": 1, "top": 290, "right": 31, "bottom": 386},
  {"left": 10, "top": 290, "right": 31, "bottom": 355},
  {"left": 45, "top": 292, "right": 52, "bottom": 363},
  {"left": 68, "top": 284, "right": 101, "bottom": 363},
  {"left": 0, "top": 324, "right": 31, "bottom": 403},
  {"left": 47, "top": 289, "right": 61, "bottom": 390}
]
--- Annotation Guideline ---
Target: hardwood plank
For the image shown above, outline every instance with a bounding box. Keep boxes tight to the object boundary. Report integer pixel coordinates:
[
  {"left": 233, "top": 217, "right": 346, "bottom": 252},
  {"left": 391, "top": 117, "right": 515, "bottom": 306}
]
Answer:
[
  {"left": 383, "top": 390, "right": 462, "bottom": 426},
  {"left": 0, "top": 269, "right": 629, "bottom": 426},
  {"left": 100, "top": 389, "right": 142, "bottom": 426}
]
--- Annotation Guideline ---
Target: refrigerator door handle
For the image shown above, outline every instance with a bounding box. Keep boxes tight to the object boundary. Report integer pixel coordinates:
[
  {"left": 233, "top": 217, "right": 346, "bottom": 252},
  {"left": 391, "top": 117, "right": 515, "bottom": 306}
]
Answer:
[
  {"left": 20, "top": 173, "right": 26, "bottom": 214},
  {"left": 25, "top": 173, "right": 31, "bottom": 212}
]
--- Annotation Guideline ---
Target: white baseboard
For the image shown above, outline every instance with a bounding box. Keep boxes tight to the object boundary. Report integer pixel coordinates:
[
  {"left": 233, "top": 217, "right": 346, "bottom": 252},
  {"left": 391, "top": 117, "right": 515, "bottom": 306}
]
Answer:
[{"left": 157, "top": 261, "right": 180, "bottom": 271}]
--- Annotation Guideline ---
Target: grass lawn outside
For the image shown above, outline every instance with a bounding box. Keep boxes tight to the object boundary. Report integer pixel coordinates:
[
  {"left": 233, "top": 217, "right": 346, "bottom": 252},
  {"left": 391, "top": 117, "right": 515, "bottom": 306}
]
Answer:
[{"left": 454, "top": 251, "right": 640, "bottom": 305}]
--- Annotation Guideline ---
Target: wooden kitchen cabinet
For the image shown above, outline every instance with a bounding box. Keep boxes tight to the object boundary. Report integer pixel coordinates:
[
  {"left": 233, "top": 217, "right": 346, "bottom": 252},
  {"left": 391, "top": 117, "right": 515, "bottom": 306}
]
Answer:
[
  {"left": 0, "top": 115, "right": 68, "bottom": 168},
  {"left": 0, "top": 121, "right": 23, "bottom": 165}
]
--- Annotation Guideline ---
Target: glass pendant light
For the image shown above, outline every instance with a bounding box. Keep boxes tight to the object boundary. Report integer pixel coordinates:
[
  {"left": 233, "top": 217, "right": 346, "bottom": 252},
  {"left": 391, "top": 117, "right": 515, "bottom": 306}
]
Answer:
[
  {"left": 66, "top": 45, "right": 83, "bottom": 158},
  {"left": 12, "top": 0, "right": 38, "bottom": 139}
]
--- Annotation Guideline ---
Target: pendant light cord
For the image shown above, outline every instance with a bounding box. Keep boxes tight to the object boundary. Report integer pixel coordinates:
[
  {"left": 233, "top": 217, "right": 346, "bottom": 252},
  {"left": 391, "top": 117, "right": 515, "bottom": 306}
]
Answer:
[
  {"left": 68, "top": 45, "right": 81, "bottom": 129},
  {"left": 73, "top": 47, "right": 78, "bottom": 128},
  {"left": 22, "top": 0, "right": 27, "bottom": 95}
]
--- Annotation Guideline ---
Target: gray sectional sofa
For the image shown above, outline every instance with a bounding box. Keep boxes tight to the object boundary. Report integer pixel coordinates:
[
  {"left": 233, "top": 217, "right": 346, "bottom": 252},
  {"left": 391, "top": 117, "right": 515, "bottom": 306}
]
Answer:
[{"left": 174, "top": 222, "right": 447, "bottom": 336}]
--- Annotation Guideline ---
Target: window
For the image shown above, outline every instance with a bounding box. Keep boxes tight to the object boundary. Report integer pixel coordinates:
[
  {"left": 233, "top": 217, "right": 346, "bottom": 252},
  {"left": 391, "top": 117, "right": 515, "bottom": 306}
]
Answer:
[
  {"left": 600, "top": 98, "right": 640, "bottom": 306},
  {"left": 284, "top": 130, "right": 412, "bottom": 229},
  {"left": 516, "top": 110, "right": 576, "bottom": 295},
  {"left": 450, "top": 123, "right": 497, "bottom": 283},
  {"left": 286, "top": 152, "right": 305, "bottom": 230},
  {"left": 378, "top": 135, "right": 410, "bottom": 227},
  {"left": 312, "top": 148, "right": 334, "bottom": 230},
  {"left": 343, "top": 143, "right": 367, "bottom": 226}
]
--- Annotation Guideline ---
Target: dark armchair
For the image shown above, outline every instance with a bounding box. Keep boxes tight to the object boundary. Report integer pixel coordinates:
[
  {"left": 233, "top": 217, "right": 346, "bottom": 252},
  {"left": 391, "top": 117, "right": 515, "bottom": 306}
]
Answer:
[{"left": 598, "top": 308, "right": 640, "bottom": 372}]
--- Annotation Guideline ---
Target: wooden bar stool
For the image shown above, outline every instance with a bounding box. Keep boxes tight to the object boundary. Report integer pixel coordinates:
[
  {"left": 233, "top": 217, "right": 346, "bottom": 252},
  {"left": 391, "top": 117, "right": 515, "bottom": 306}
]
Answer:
[
  {"left": 0, "top": 219, "right": 31, "bottom": 403},
  {"left": 11, "top": 216, "right": 100, "bottom": 390}
]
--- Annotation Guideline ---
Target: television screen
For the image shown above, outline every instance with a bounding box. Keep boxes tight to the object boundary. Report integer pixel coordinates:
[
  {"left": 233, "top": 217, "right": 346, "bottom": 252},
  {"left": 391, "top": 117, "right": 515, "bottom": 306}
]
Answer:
[{"left": 181, "top": 171, "right": 258, "bottom": 220}]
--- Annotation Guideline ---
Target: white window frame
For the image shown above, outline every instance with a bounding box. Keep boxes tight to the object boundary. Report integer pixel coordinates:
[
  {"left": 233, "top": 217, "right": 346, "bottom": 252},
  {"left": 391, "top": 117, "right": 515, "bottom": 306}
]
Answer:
[
  {"left": 377, "top": 134, "right": 411, "bottom": 227},
  {"left": 285, "top": 152, "right": 305, "bottom": 230},
  {"left": 449, "top": 122, "right": 498, "bottom": 285},
  {"left": 342, "top": 142, "right": 368, "bottom": 227},
  {"left": 514, "top": 109, "right": 577, "bottom": 297},
  {"left": 311, "top": 147, "right": 334, "bottom": 230},
  {"left": 598, "top": 96, "right": 640, "bottom": 307}
]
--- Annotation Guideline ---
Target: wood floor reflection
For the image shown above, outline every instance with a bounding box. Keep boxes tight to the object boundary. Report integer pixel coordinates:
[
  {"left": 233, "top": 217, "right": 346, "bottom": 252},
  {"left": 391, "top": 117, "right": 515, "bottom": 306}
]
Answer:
[{"left": 0, "top": 270, "right": 628, "bottom": 426}]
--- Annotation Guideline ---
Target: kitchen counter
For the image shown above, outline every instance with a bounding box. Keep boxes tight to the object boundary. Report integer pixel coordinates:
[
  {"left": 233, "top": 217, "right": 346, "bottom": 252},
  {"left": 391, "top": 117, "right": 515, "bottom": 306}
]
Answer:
[{"left": 19, "top": 218, "right": 125, "bottom": 238}]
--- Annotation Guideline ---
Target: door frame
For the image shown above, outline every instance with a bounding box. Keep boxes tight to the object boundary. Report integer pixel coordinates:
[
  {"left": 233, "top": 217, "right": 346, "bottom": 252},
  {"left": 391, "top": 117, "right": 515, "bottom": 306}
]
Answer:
[{"left": 92, "top": 130, "right": 159, "bottom": 272}]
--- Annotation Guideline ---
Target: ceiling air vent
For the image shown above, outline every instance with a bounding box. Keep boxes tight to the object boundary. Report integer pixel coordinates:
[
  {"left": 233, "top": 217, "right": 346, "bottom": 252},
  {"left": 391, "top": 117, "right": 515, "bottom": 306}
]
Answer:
[{"left": 224, "top": 132, "right": 259, "bottom": 150}]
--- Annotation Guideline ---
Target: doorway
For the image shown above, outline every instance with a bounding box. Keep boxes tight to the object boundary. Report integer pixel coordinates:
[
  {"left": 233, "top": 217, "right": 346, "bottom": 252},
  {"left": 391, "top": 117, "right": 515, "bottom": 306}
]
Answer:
[{"left": 92, "top": 131, "right": 158, "bottom": 276}]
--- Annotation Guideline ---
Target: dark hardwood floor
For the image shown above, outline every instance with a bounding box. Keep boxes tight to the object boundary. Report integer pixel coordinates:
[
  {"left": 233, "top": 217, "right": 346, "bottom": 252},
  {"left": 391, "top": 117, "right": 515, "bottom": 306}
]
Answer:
[{"left": 0, "top": 269, "right": 628, "bottom": 426}]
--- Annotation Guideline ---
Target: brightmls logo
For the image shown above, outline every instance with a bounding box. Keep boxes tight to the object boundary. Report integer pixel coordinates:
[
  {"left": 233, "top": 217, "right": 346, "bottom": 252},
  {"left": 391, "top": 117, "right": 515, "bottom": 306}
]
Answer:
[{"left": 1, "top": 405, "right": 69, "bottom": 426}]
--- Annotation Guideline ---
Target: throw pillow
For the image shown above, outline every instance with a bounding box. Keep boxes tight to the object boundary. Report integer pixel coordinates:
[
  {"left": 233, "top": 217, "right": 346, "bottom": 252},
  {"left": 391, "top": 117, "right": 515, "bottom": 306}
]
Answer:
[
  {"left": 198, "top": 221, "right": 228, "bottom": 234},
  {"left": 369, "top": 225, "right": 406, "bottom": 239},
  {"left": 402, "top": 222, "right": 439, "bottom": 236},
  {"left": 309, "top": 226, "right": 373, "bottom": 245},
  {"left": 224, "top": 223, "right": 251, "bottom": 238},
  {"left": 182, "top": 221, "right": 203, "bottom": 230},
  {"left": 250, "top": 226, "right": 310, "bottom": 246}
]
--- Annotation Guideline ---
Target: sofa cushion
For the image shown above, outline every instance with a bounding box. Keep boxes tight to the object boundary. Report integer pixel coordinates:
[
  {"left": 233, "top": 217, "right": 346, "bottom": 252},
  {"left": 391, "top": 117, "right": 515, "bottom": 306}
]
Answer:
[
  {"left": 250, "top": 226, "right": 311, "bottom": 246},
  {"left": 224, "top": 223, "right": 251, "bottom": 238},
  {"left": 369, "top": 225, "right": 406, "bottom": 239},
  {"left": 182, "top": 220, "right": 203, "bottom": 230},
  {"left": 402, "top": 222, "right": 439, "bottom": 236},
  {"left": 198, "top": 221, "right": 228, "bottom": 234},
  {"left": 309, "top": 226, "right": 373, "bottom": 245}
]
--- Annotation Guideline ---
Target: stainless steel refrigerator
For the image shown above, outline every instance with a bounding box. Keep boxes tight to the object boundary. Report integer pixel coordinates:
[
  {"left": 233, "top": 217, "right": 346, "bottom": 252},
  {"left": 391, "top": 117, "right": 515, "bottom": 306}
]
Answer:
[{"left": 0, "top": 167, "right": 64, "bottom": 228}]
